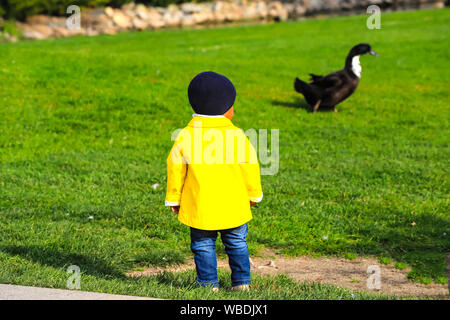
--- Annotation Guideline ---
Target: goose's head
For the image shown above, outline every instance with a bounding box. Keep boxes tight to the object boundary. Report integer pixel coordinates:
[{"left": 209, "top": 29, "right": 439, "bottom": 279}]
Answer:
[
  {"left": 349, "top": 43, "right": 378, "bottom": 57},
  {"left": 346, "top": 43, "right": 378, "bottom": 78}
]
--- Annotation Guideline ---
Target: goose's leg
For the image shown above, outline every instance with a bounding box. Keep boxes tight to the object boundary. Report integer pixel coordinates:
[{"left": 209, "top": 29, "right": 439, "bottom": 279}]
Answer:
[
  {"left": 313, "top": 100, "right": 321, "bottom": 113},
  {"left": 333, "top": 107, "right": 338, "bottom": 113}
]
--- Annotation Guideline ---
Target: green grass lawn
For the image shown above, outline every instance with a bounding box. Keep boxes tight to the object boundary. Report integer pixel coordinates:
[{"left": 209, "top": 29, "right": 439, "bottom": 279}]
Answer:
[{"left": 0, "top": 8, "right": 449, "bottom": 299}]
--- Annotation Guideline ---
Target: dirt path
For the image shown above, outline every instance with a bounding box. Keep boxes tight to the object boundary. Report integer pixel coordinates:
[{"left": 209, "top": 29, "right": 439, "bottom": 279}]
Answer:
[{"left": 128, "top": 249, "right": 449, "bottom": 298}]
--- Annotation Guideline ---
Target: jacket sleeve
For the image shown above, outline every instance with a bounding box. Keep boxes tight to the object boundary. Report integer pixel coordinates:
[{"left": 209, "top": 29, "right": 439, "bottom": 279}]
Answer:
[
  {"left": 165, "top": 137, "right": 187, "bottom": 206},
  {"left": 240, "top": 136, "right": 263, "bottom": 203}
]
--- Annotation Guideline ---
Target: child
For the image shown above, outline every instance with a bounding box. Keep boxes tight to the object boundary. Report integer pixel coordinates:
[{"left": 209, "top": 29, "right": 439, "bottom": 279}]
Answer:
[{"left": 165, "top": 71, "right": 263, "bottom": 291}]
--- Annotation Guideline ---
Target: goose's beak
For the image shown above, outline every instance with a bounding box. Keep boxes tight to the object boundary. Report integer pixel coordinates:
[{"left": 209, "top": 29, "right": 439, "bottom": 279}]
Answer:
[{"left": 369, "top": 50, "right": 379, "bottom": 57}]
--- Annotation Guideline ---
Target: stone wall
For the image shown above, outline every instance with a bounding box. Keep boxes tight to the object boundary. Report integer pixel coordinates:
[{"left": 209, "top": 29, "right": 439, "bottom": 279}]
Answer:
[{"left": 2, "top": 0, "right": 447, "bottom": 41}]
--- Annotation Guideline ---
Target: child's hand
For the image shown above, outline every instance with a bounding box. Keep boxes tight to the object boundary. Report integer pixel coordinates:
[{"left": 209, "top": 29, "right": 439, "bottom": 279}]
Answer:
[
  {"left": 170, "top": 206, "right": 180, "bottom": 214},
  {"left": 250, "top": 201, "right": 256, "bottom": 207}
]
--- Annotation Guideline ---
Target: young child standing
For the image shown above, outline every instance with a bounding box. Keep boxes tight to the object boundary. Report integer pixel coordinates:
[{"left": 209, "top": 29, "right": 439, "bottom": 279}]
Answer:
[{"left": 165, "top": 71, "right": 263, "bottom": 291}]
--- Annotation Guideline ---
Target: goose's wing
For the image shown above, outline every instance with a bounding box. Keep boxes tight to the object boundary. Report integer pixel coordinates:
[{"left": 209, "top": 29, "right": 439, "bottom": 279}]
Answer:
[
  {"left": 312, "top": 72, "right": 343, "bottom": 89},
  {"left": 309, "top": 73, "right": 323, "bottom": 83}
]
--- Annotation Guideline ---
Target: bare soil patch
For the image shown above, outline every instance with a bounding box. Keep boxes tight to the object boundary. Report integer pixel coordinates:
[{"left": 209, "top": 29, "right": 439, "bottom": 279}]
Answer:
[{"left": 128, "top": 249, "right": 449, "bottom": 298}]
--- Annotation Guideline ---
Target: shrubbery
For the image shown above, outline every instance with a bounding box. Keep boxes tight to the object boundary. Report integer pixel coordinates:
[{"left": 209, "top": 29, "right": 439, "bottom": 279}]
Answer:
[
  {"left": 0, "top": 0, "right": 202, "bottom": 20},
  {"left": 0, "top": 1, "right": 112, "bottom": 20}
]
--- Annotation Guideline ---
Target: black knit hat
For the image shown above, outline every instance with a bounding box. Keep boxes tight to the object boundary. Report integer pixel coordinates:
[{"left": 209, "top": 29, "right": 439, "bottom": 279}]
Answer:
[{"left": 188, "top": 71, "right": 236, "bottom": 115}]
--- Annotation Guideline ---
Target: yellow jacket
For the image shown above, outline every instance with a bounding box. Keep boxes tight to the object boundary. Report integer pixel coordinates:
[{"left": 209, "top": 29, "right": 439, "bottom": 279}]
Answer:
[{"left": 165, "top": 115, "right": 263, "bottom": 230}]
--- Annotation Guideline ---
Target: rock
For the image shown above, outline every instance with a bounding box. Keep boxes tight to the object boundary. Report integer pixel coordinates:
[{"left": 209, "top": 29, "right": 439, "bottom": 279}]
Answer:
[
  {"left": 3, "top": 32, "right": 18, "bottom": 42},
  {"left": 231, "top": 2, "right": 245, "bottom": 20},
  {"left": 219, "top": 2, "right": 243, "bottom": 22},
  {"left": 48, "top": 16, "right": 67, "bottom": 28},
  {"left": 167, "top": 4, "right": 180, "bottom": 14},
  {"left": 243, "top": 3, "right": 260, "bottom": 20},
  {"left": 135, "top": 4, "right": 150, "bottom": 20},
  {"left": 30, "top": 24, "right": 54, "bottom": 38},
  {"left": 85, "top": 28, "right": 99, "bottom": 37},
  {"left": 53, "top": 25, "right": 85, "bottom": 38},
  {"left": 26, "top": 14, "right": 52, "bottom": 25},
  {"left": 181, "top": 14, "right": 196, "bottom": 27},
  {"left": 329, "top": 0, "right": 342, "bottom": 11},
  {"left": 156, "top": 7, "right": 168, "bottom": 15},
  {"left": 268, "top": 1, "right": 288, "bottom": 21},
  {"left": 148, "top": 7, "right": 164, "bottom": 20},
  {"left": 112, "top": 10, "right": 132, "bottom": 29},
  {"left": 96, "top": 13, "right": 113, "bottom": 28},
  {"left": 255, "top": 1, "right": 269, "bottom": 18},
  {"left": 192, "top": 6, "right": 214, "bottom": 24},
  {"left": 99, "top": 27, "right": 118, "bottom": 35},
  {"left": 294, "top": 4, "right": 306, "bottom": 16},
  {"left": 53, "top": 26, "right": 71, "bottom": 37},
  {"left": 311, "top": 0, "right": 327, "bottom": 11},
  {"left": 181, "top": 3, "right": 203, "bottom": 13},
  {"left": 163, "top": 8, "right": 183, "bottom": 27},
  {"left": 121, "top": 2, "right": 136, "bottom": 11},
  {"left": 132, "top": 17, "right": 148, "bottom": 30},
  {"left": 212, "top": 2, "right": 226, "bottom": 22},
  {"left": 22, "top": 30, "right": 47, "bottom": 40},
  {"left": 104, "top": 6, "right": 114, "bottom": 18},
  {"left": 149, "top": 19, "right": 165, "bottom": 29},
  {"left": 283, "top": 3, "right": 296, "bottom": 16},
  {"left": 433, "top": 1, "right": 445, "bottom": 8},
  {"left": 147, "top": 8, "right": 166, "bottom": 29},
  {"left": 82, "top": 12, "right": 111, "bottom": 28},
  {"left": 124, "top": 9, "right": 137, "bottom": 19}
]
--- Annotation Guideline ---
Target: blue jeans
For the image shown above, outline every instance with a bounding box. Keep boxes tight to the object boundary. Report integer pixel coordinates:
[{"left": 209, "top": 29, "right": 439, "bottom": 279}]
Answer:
[{"left": 190, "top": 223, "right": 251, "bottom": 288}]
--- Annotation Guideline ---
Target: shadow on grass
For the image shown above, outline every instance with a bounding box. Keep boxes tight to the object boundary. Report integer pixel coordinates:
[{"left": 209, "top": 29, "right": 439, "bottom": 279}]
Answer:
[
  {"left": 0, "top": 245, "right": 126, "bottom": 279},
  {"left": 271, "top": 97, "right": 311, "bottom": 112},
  {"left": 271, "top": 98, "right": 338, "bottom": 113},
  {"left": 153, "top": 270, "right": 198, "bottom": 289},
  {"left": 336, "top": 208, "right": 450, "bottom": 283},
  {"left": 152, "top": 269, "right": 236, "bottom": 293}
]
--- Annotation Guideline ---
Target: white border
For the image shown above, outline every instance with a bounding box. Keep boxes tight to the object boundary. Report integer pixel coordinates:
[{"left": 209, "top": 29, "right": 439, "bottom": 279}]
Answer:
[
  {"left": 192, "top": 113, "right": 225, "bottom": 118},
  {"left": 165, "top": 200, "right": 180, "bottom": 206},
  {"left": 249, "top": 193, "right": 263, "bottom": 203}
]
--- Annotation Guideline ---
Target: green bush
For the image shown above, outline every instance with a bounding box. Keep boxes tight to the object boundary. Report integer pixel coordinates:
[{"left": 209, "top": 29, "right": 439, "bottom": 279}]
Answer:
[
  {"left": 0, "top": 1, "right": 129, "bottom": 20},
  {"left": 136, "top": 0, "right": 204, "bottom": 7},
  {"left": 0, "top": 0, "right": 210, "bottom": 20}
]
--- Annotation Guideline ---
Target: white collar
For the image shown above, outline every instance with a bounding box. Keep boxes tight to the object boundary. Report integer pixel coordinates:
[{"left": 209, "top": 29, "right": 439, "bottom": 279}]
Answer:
[
  {"left": 351, "top": 55, "right": 362, "bottom": 78},
  {"left": 192, "top": 113, "right": 225, "bottom": 118}
]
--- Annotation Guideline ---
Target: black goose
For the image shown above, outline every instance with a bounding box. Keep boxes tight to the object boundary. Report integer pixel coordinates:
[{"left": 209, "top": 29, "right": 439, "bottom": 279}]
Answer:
[{"left": 294, "top": 43, "right": 378, "bottom": 112}]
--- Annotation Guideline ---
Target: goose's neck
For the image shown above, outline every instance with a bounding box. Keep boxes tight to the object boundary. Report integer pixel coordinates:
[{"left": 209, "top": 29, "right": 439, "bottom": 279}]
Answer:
[{"left": 346, "top": 55, "right": 362, "bottom": 78}]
